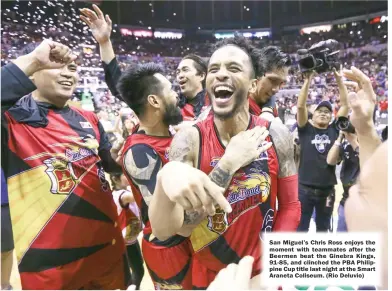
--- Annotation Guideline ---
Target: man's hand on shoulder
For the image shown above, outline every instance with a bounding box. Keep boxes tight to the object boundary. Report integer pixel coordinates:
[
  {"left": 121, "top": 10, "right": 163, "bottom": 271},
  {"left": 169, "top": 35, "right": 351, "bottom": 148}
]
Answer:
[{"left": 269, "top": 119, "right": 297, "bottom": 178}]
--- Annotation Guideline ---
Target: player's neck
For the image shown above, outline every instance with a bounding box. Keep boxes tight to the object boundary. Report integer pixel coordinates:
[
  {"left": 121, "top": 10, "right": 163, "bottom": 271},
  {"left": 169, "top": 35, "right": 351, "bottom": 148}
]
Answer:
[
  {"left": 214, "top": 106, "right": 250, "bottom": 146},
  {"left": 185, "top": 86, "right": 203, "bottom": 103},
  {"left": 32, "top": 91, "right": 68, "bottom": 108},
  {"left": 138, "top": 119, "right": 170, "bottom": 137}
]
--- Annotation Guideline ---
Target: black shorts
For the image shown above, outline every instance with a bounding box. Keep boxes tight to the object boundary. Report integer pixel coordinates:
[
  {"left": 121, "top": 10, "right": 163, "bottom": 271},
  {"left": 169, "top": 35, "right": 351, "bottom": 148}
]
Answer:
[{"left": 1, "top": 204, "right": 14, "bottom": 252}]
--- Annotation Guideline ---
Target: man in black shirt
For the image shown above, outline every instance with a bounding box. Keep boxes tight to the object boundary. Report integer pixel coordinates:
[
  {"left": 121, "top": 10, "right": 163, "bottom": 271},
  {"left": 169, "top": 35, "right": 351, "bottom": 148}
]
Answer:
[
  {"left": 296, "top": 70, "right": 349, "bottom": 232},
  {"left": 326, "top": 132, "right": 360, "bottom": 232}
]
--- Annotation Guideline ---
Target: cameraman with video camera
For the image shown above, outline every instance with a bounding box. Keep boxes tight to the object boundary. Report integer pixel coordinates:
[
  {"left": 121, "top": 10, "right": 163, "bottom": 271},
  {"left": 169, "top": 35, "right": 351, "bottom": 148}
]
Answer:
[
  {"left": 326, "top": 127, "right": 360, "bottom": 232},
  {"left": 296, "top": 40, "right": 349, "bottom": 232}
]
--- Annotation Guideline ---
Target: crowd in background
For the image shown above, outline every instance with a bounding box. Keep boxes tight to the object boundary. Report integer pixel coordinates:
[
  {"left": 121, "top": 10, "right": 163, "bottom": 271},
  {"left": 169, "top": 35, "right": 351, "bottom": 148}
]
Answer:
[{"left": 1, "top": 18, "right": 388, "bottom": 134}]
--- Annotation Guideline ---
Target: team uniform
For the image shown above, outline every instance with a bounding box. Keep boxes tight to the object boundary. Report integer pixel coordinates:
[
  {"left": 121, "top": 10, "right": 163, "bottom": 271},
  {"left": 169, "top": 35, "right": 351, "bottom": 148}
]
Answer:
[
  {"left": 1, "top": 63, "right": 130, "bottom": 290},
  {"left": 249, "top": 95, "right": 278, "bottom": 117},
  {"left": 121, "top": 129, "right": 193, "bottom": 290},
  {"left": 180, "top": 90, "right": 211, "bottom": 121},
  {"left": 190, "top": 115, "right": 279, "bottom": 289}
]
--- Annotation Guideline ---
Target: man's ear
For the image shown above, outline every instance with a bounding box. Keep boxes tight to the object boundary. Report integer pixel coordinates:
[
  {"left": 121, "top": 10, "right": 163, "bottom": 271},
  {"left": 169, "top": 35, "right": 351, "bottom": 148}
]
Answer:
[
  {"left": 248, "top": 78, "right": 258, "bottom": 95},
  {"left": 147, "top": 94, "right": 161, "bottom": 109}
]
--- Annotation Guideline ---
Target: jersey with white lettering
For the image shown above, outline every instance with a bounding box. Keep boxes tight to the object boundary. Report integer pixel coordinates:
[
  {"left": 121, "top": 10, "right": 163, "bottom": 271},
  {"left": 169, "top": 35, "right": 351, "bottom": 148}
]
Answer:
[{"left": 191, "top": 114, "right": 279, "bottom": 274}]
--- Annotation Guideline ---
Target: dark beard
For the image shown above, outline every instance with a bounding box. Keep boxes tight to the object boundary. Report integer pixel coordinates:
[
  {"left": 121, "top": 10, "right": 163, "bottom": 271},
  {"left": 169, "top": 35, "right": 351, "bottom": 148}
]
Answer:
[{"left": 162, "top": 103, "right": 183, "bottom": 126}]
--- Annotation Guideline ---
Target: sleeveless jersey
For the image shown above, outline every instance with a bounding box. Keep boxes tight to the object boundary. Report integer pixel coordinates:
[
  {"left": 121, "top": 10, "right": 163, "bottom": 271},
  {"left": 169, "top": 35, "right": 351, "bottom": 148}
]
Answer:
[
  {"left": 4, "top": 104, "right": 124, "bottom": 288},
  {"left": 249, "top": 97, "right": 279, "bottom": 117},
  {"left": 181, "top": 93, "right": 211, "bottom": 121},
  {"left": 191, "top": 114, "right": 279, "bottom": 273},
  {"left": 121, "top": 128, "right": 187, "bottom": 247}
]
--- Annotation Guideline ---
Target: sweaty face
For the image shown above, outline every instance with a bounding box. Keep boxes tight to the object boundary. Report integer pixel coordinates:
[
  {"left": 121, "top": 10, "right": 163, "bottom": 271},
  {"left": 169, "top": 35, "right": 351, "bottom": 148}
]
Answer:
[
  {"left": 32, "top": 62, "right": 79, "bottom": 104},
  {"left": 254, "top": 67, "right": 288, "bottom": 105},
  {"left": 176, "top": 59, "right": 204, "bottom": 98},
  {"left": 206, "top": 45, "right": 256, "bottom": 120},
  {"left": 154, "top": 73, "right": 183, "bottom": 126},
  {"left": 312, "top": 106, "right": 332, "bottom": 127}
]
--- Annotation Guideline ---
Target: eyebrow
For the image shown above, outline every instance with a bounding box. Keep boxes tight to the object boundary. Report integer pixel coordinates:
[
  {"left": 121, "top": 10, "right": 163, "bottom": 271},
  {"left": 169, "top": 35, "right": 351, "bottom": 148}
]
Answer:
[{"left": 208, "top": 61, "right": 242, "bottom": 68}]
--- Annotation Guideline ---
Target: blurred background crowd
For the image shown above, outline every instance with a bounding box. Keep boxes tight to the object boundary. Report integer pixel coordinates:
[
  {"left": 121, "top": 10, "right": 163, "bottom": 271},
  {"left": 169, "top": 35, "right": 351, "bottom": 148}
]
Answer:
[{"left": 1, "top": 1, "right": 388, "bottom": 139}]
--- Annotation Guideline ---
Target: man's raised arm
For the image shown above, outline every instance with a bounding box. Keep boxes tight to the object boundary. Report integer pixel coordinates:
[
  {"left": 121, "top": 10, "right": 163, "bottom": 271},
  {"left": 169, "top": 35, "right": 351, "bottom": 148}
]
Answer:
[{"left": 269, "top": 119, "right": 301, "bottom": 231}]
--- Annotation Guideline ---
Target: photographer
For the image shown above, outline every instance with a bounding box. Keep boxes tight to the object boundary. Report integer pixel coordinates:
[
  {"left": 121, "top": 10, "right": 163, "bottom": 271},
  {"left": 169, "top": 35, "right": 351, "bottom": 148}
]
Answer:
[
  {"left": 296, "top": 68, "right": 349, "bottom": 232},
  {"left": 326, "top": 130, "right": 360, "bottom": 232}
]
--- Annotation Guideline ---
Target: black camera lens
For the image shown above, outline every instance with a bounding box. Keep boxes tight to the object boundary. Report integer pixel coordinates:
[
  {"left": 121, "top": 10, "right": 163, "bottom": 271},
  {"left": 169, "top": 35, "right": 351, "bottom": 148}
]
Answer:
[{"left": 335, "top": 116, "right": 355, "bottom": 133}]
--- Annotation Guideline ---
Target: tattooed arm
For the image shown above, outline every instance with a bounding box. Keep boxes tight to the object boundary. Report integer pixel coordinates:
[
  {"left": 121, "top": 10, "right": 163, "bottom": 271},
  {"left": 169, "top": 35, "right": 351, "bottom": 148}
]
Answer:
[
  {"left": 269, "top": 119, "right": 301, "bottom": 231},
  {"left": 149, "top": 126, "right": 235, "bottom": 240}
]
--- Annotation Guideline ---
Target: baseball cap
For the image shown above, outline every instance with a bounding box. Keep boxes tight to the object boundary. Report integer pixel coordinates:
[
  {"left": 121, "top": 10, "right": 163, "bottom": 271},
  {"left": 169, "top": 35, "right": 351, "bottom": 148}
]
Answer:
[{"left": 315, "top": 101, "right": 332, "bottom": 112}]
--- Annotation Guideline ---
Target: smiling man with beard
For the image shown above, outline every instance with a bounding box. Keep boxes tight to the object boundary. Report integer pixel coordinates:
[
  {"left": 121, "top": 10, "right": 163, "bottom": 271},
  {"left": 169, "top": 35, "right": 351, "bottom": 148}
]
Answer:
[
  {"left": 116, "top": 63, "right": 197, "bottom": 290},
  {"left": 148, "top": 34, "right": 300, "bottom": 289}
]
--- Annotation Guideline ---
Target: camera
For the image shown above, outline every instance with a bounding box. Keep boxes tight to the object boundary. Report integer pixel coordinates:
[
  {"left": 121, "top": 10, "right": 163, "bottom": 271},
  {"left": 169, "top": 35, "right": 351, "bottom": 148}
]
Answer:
[
  {"left": 335, "top": 116, "right": 355, "bottom": 134},
  {"left": 297, "top": 39, "right": 341, "bottom": 73}
]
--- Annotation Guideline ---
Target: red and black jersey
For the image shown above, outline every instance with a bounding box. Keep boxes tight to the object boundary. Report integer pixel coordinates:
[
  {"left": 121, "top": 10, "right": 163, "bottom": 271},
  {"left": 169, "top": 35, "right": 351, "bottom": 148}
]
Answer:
[
  {"left": 191, "top": 114, "right": 279, "bottom": 274},
  {"left": 3, "top": 97, "right": 126, "bottom": 289},
  {"left": 249, "top": 96, "right": 279, "bottom": 117},
  {"left": 121, "top": 128, "right": 187, "bottom": 247},
  {"left": 181, "top": 91, "right": 211, "bottom": 121}
]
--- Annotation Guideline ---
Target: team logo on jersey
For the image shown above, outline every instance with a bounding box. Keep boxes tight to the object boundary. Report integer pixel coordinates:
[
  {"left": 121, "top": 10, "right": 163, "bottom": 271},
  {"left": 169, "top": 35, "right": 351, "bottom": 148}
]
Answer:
[
  {"left": 227, "top": 172, "right": 270, "bottom": 205},
  {"left": 25, "top": 135, "right": 108, "bottom": 195},
  {"left": 206, "top": 172, "right": 271, "bottom": 235},
  {"left": 207, "top": 207, "right": 229, "bottom": 235},
  {"left": 311, "top": 134, "right": 331, "bottom": 153}
]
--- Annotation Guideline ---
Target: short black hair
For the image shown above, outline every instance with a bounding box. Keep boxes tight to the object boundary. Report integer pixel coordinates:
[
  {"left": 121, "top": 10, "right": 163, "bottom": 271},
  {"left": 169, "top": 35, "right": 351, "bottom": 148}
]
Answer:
[
  {"left": 116, "top": 63, "right": 165, "bottom": 117},
  {"left": 260, "top": 46, "right": 291, "bottom": 73},
  {"left": 211, "top": 33, "right": 264, "bottom": 78},
  {"left": 181, "top": 54, "right": 207, "bottom": 88}
]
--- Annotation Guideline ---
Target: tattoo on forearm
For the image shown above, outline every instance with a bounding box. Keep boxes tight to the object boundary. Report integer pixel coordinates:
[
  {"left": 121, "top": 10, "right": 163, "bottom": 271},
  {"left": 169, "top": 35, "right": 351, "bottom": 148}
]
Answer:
[
  {"left": 183, "top": 210, "right": 202, "bottom": 225},
  {"left": 209, "top": 166, "right": 233, "bottom": 189},
  {"left": 269, "top": 120, "right": 297, "bottom": 178}
]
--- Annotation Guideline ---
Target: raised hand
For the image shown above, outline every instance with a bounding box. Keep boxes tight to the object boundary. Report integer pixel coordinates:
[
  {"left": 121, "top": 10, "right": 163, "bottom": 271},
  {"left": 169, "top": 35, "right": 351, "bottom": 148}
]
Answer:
[
  {"left": 14, "top": 39, "right": 77, "bottom": 76},
  {"left": 80, "top": 4, "right": 112, "bottom": 44},
  {"left": 342, "top": 66, "right": 377, "bottom": 134},
  {"left": 223, "top": 126, "right": 272, "bottom": 171},
  {"left": 160, "top": 161, "right": 231, "bottom": 216}
]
